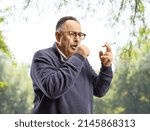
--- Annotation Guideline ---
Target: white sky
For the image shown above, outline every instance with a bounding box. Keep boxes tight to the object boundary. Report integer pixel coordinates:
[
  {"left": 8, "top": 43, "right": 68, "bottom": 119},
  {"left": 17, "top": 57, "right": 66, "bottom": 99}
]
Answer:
[{"left": 1, "top": 0, "right": 129, "bottom": 70}]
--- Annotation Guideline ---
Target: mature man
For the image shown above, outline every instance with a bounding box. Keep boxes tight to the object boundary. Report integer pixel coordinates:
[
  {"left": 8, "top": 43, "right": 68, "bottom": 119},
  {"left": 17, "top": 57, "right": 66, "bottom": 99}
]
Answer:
[{"left": 30, "top": 16, "right": 113, "bottom": 114}]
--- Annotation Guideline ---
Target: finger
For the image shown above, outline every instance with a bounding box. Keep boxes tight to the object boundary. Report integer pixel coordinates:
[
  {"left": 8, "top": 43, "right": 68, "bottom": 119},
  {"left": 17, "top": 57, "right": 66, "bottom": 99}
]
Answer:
[
  {"left": 99, "top": 51, "right": 103, "bottom": 57},
  {"left": 100, "top": 55, "right": 110, "bottom": 60},
  {"left": 102, "top": 58, "right": 109, "bottom": 65},
  {"left": 101, "top": 57, "right": 112, "bottom": 67},
  {"left": 103, "top": 42, "right": 112, "bottom": 52}
]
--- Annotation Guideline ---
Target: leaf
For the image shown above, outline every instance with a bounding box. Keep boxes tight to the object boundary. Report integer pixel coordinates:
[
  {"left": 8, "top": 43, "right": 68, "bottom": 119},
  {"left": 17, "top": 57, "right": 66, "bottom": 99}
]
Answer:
[{"left": 0, "top": 82, "right": 8, "bottom": 88}]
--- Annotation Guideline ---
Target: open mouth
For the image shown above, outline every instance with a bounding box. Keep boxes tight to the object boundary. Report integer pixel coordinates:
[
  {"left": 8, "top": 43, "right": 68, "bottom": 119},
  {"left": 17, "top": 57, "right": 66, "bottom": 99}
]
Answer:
[{"left": 71, "top": 45, "right": 78, "bottom": 50}]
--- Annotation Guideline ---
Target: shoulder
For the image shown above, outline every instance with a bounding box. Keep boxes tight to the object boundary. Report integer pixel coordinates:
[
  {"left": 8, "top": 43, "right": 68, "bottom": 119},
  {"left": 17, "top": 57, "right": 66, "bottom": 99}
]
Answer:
[
  {"left": 32, "top": 45, "right": 60, "bottom": 64},
  {"left": 34, "top": 47, "right": 52, "bottom": 55},
  {"left": 34, "top": 45, "right": 59, "bottom": 58}
]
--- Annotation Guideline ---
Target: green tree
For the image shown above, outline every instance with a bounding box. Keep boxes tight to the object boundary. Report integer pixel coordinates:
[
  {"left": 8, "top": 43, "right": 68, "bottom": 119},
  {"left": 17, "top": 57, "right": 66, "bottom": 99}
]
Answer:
[
  {"left": 0, "top": 2, "right": 14, "bottom": 88},
  {"left": 0, "top": 54, "right": 33, "bottom": 113},
  {"left": 23, "top": 0, "right": 150, "bottom": 38},
  {"left": 0, "top": 3, "right": 12, "bottom": 57},
  {"left": 0, "top": 27, "right": 11, "bottom": 88},
  {"left": 110, "top": 26, "right": 150, "bottom": 113}
]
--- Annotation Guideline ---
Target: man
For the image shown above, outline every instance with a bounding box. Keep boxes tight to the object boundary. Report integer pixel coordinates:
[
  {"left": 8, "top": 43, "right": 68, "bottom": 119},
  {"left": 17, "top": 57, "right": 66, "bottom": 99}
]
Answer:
[{"left": 30, "top": 16, "right": 113, "bottom": 114}]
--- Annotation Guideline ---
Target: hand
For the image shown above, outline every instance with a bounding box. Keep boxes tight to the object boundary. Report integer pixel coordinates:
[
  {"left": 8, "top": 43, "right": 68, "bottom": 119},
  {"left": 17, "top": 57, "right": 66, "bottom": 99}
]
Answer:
[
  {"left": 99, "top": 42, "right": 113, "bottom": 67},
  {"left": 75, "top": 45, "right": 90, "bottom": 59}
]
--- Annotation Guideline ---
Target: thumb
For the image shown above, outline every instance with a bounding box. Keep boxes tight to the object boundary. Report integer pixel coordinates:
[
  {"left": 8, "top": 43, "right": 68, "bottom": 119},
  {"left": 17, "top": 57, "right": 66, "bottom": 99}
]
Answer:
[{"left": 99, "top": 51, "right": 103, "bottom": 58}]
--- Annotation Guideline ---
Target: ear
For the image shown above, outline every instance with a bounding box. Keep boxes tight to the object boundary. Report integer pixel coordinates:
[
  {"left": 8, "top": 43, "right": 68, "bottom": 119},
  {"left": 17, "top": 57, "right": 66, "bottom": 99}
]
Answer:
[{"left": 55, "top": 32, "right": 61, "bottom": 43}]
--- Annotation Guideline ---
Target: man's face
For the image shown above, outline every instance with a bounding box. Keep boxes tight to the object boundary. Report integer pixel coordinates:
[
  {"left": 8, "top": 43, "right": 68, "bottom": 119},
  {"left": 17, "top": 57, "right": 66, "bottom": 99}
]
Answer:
[{"left": 56, "top": 20, "right": 82, "bottom": 57}]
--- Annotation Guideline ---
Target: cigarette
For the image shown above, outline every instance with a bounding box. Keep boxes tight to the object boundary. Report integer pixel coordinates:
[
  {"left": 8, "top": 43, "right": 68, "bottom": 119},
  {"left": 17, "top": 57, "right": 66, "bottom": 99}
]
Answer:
[
  {"left": 102, "top": 42, "right": 116, "bottom": 47},
  {"left": 109, "top": 42, "right": 116, "bottom": 45}
]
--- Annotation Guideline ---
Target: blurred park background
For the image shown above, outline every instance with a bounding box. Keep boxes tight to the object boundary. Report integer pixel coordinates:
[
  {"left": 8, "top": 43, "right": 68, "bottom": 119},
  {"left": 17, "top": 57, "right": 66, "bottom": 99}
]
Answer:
[{"left": 0, "top": 0, "right": 150, "bottom": 113}]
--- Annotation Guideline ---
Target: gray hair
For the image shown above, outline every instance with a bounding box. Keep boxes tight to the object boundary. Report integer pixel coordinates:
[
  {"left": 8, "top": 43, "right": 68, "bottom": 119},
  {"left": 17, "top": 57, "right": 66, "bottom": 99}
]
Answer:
[{"left": 56, "top": 16, "right": 80, "bottom": 31}]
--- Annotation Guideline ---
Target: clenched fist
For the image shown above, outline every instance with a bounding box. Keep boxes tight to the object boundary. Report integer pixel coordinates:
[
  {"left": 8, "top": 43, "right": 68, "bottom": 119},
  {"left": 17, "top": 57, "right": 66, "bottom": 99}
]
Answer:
[{"left": 75, "top": 45, "right": 90, "bottom": 59}]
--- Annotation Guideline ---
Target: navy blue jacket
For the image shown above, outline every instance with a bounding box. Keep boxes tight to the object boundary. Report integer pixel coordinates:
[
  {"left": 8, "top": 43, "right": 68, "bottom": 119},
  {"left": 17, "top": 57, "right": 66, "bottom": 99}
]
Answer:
[{"left": 30, "top": 44, "right": 113, "bottom": 114}]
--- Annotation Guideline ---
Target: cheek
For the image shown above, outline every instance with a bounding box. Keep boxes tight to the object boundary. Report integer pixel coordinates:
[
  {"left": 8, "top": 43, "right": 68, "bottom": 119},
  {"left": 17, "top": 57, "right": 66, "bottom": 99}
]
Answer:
[
  {"left": 62, "top": 37, "right": 72, "bottom": 48},
  {"left": 60, "top": 38, "right": 71, "bottom": 53}
]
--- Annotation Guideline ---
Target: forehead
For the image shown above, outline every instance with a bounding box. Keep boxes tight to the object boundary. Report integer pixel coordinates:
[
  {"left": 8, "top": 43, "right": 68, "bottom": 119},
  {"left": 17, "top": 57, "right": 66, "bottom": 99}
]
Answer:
[{"left": 62, "top": 20, "right": 81, "bottom": 31}]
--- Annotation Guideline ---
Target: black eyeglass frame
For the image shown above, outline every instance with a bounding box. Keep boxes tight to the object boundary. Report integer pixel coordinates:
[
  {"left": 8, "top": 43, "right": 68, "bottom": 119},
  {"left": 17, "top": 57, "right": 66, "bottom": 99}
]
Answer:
[{"left": 60, "top": 31, "right": 86, "bottom": 40}]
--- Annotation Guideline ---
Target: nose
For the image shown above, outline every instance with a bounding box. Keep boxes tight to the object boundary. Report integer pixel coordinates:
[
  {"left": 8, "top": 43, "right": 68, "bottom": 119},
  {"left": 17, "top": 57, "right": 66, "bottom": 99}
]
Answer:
[{"left": 73, "top": 34, "right": 80, "bottom": 43}]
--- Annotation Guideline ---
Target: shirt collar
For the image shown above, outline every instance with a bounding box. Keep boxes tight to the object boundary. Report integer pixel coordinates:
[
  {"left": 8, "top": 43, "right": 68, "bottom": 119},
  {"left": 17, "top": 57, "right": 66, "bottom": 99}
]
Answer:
[{"left": 55, "top": 44, "right": 68, "bottom": 61}]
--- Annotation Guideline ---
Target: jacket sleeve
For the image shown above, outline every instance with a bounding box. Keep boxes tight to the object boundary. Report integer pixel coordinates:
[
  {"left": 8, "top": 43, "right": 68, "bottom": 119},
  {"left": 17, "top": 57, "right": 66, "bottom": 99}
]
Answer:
[
  {"left": 30, "top": 50, "right": 85, "bottom": 99},
  {"left": 86, "top": 61, "right": 113, "bottom": 97}
]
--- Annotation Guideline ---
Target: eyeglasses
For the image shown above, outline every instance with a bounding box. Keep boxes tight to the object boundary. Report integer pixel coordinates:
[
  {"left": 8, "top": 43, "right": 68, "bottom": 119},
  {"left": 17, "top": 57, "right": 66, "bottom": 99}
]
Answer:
[{"left": 60, "top": 31, "right": 86, "bottom": 40}]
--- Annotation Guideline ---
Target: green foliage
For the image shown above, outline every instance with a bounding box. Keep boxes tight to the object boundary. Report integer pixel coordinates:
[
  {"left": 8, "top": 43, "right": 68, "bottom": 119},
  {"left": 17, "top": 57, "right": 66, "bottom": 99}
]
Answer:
[
  {"left": 0, "top": 2, "right": 14, "bottom": 58},
  {"left": 0, "top": 17, "right": 5, "bottom": 23},
  {"left": 0, "top": 81, "right": 8, "bottom": 88},
  {"left": 0, "top": 9, "right": 33, "bottom": 111},
  {"left": 111, "top": 26, "right": 150, "bottom": 113},
  {"left": 0, "top": 54, "right": 33, "bottom": 113},
  {"left": 93, "top": 89, "right": 116, "bottom": 114},
  {"left": 0, "top": 6, "right": 13, "bottom": 59},
  {"left": 110, "top": 54, "right": 150, "bottom": 113},
  {"left": 0, "top": 29, "right": 15, "bottom": 88},
  {"left": 113, "top": 0, "right": 146, "bottom": 24},
  {"left": 0, "top": 31, "right": 11, "bottom": 58},
  {"left": 0, "top": 8, "right": 16, "bottom": 88}
]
